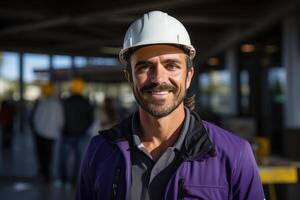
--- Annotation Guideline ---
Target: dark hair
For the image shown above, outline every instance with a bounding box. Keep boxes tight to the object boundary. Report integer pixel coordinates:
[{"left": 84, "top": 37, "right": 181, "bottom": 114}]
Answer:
[
  {"left": 184, "top": 94, "right": 195, "bottom": 110},
  {"left": 184, "top": 56, "right": 196, "bottom": 110}
]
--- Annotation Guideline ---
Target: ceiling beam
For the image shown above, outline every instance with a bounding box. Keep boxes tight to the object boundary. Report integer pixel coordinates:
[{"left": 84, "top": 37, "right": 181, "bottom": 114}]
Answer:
[
  {"left": 0, "top": 46, "right": 105, "bottom": 57},
  {"left": 0, "top": 29, "right": 118, "bottom": 46},
  {"left": 76, "top": 0, "right": 219, "bottom": 23},
  {"left": 0, "top": 0, "right": 218, "bottom": 35},
  {"left": 52, "top": 40, "right": 120, "bottom": 50},
  {"left": 178, "top": 16, "right": 254, "bottom": 25},
  {"left": 0, "top": 17, "right": 72, "bottom": 36},
  {"left": 76, "top": 24, "right": 121, "bottom": 39},
  {"left": 0, "top": 41, "right": 105, "bottom": 57},
  {"left": 200, "top": 0, "right": 300, "bottom": 60},
  {"left": 0, "top": 9, "right": 44, "bottom": 20},
  {"left": 90, "top": 15, "right": 255, "bottom": 25},
  {"left": 11, "top": 30, "right": 104, "bottom": 42}
]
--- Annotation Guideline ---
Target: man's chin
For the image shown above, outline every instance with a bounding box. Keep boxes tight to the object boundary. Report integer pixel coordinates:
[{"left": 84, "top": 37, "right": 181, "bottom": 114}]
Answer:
[
  {"left": 147, "top": 110, "right": 172, "bottom": 118},
  {"left": 134, "top": 91, "right": 185, "bottom": 118},
  {"left": 143, "top": 105, "right": 175, "bottom": 118}
]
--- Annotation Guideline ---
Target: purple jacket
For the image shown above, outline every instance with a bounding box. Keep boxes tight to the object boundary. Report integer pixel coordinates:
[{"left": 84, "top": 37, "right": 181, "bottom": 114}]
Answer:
[{"left": 76, "top": 111, "right": 264, "bottom": 200}]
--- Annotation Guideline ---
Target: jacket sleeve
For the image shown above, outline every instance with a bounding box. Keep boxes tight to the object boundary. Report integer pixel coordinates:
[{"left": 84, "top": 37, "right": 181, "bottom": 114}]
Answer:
[{"left": 232, "top": 141, "right": 265, "bottom": 200}]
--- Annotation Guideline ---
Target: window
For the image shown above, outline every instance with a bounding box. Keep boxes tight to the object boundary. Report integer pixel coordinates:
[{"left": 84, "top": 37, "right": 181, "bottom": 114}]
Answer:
[
  {"left": 53, "top": 55, "right": 71, "bottom": 69},
  {"left": 199, "top": 70, "right": 230, "bottom": 114},
  {"left": 24, "top": 53, "right": 49, "bottom": 82}
]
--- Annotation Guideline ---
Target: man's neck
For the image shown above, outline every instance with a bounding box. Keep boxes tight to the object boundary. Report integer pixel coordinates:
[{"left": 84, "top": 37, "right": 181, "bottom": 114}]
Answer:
[{"left": 138, "top": 104, "right": 186, "bottom": 160}]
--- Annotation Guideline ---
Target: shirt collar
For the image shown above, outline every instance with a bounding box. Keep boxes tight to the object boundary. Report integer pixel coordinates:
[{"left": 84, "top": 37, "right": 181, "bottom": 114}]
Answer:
[
  {"left": 172, "top": 107, "right": 190, "bottom": 151},
  {"left": 131, "top": 108, "right": 191, "bottom": 151}
]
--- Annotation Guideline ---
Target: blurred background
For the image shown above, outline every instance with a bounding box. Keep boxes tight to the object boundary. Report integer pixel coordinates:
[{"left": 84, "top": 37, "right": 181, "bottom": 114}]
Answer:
[{"left": 1, "top": 0, "right": 300, "bottom": 199}]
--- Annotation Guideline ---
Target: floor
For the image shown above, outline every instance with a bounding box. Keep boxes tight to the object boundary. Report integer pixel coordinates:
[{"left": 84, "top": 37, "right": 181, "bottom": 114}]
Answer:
[{"left": 0, "top": 126, "right": 75, "bottom": 200}]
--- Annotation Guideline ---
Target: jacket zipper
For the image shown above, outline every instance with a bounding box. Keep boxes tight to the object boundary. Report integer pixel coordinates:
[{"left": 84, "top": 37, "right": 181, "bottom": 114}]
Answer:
[
  {"left": 177, "top": 178, "right": 186, "bottom": 200},
  {"left": 111, "top": 168, "right": 121, "bottom": 200}
]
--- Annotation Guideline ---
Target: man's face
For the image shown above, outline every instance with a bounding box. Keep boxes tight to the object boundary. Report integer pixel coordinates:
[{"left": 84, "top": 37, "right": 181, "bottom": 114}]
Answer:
[{"left": 126, "top": 45, "right": 194, "bottom": 118}]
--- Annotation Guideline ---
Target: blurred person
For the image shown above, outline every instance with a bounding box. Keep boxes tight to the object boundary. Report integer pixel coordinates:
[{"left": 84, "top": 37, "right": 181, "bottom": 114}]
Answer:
[
  {"left": 0, "top": 96, "right": 16, "bottom": 150},
  {"left": 30, "top": 83, "right": 64, "bottom": 182},
  {"left": 59, "top": 78, "right": 94, "bottom": 187},
  {"left": 101, "top": 96, "right": 119, "bottom": 129},
  {"left": 76, "top": 11, "right": 264, "bottom": 200}
]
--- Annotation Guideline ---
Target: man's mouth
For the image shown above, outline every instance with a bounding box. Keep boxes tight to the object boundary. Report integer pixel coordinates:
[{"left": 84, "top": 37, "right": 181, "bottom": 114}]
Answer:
[
  {"left": 148, "top": 90, "right": 169, "bottom": 95},
  {"left": 144, "top": 90, "right": 171, "bottom": 101},
  {"left": 140, "top": 83, "right": 178, "bottom": 100}
]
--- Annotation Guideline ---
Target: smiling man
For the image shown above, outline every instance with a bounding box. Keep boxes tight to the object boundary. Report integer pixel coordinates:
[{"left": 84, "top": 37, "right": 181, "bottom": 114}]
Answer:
[
  {"left": 129, "top": 45, "right": 192, "bottom": 117},
  {"left": 76, "top": 11, "right": 265, "bottom": 200}
]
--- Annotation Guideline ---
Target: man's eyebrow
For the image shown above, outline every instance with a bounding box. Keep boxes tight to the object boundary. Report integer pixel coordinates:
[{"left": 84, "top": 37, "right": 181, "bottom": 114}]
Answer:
[
  {"left": 161, "top": 58, "right": 182, "bottom": 65},
  {"left": 134, "top": 58, "right": 182, "bottom": 68},
  {"left": 134, "top": 60, "right": 153, "bottom": 68}
]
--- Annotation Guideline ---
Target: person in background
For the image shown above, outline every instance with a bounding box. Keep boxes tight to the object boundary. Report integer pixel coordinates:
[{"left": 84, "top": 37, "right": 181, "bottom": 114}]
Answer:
[
  {"left": 76, "top": 11, "right": 264, "bottom": 200},
  {"left": 59, "top": 78, "right": 94, "bottom": 187},
  {"left": 30, "top": 83, "right": 64, "bottom": 182},
  {"left": 0, "top": 95, "right": 16, "bottom": 151},
  {"left": 101, "top": 96, "right": 119, "bottom": 129}
]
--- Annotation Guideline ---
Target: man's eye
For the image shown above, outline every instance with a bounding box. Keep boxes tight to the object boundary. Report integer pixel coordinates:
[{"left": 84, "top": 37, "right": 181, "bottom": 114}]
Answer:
[
  {"left": 136, "top": 65, "right": 150, "bottom": 72},
  {"left": 166, "top": 63, "right": 179, "bottom": 70}
]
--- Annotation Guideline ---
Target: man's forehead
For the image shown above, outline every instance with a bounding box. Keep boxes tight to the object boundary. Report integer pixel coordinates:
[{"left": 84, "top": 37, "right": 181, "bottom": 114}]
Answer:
[{"left": 131, "top": 44, "right": 186, "bottom": 62}]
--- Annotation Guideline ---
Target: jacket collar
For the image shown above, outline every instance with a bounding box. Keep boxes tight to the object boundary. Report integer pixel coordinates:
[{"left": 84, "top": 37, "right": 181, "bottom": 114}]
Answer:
[
  {"left": 99, "top": 110, "right": 215, "bottom": 160},
  {"left": 181, "top": 111, "right": 215, "bottom": 160}
]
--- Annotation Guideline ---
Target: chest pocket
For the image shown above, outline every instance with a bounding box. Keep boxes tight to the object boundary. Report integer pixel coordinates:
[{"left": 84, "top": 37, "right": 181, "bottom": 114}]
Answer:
[
  {"left": 183, "top": 185, "right": 228, "bottom": 200},
  {"left": 177, "top": 177, "right": 228, "bottom": 200}
]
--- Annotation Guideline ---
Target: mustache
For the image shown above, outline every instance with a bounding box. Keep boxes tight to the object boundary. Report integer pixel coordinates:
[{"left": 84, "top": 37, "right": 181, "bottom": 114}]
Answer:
[{"left": 140, "top": 82, "right": 178, "bottom": 93}]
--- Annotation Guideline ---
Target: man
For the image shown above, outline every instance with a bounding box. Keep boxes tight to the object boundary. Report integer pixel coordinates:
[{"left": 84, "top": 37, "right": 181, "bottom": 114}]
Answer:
[
  {"left": 76, "top": 11, "right": 264, "bottom": 199},
  {"left": 0, "top": 95, "right": 16, "bottom": 151},
  {"left": 30, "top": 83, "right": 64, "bottom": 182},
  {"left": 59, "top": 78, "right": 94, "bottom": 186}
]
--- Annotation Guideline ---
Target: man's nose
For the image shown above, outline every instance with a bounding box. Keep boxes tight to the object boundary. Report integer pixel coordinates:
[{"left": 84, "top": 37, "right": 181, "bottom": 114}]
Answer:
[{"left": 149, "top": 64, "right": 166, "bottom": 84}]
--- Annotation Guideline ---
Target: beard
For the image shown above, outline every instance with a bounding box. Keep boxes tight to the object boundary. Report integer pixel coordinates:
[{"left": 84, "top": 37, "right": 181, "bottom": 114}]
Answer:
[{"left": 132, "top": 82, "right": 186, "bottom": 118}]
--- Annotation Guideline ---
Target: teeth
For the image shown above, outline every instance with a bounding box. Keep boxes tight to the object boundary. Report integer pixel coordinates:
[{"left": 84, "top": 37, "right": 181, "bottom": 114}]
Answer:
[{"left": 151, "top": 91, "right": 168, "bottom": 95}]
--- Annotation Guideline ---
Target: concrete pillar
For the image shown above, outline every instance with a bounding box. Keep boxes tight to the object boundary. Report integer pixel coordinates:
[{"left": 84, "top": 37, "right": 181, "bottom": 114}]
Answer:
[
  {"left": 283, "top": 15, "right": 300, "bottom": 129},
  {"left": 19, "top": 53, "right": 24, "bottom": 132},
  {"left": 71, "top": 56, "right": 77, "bottom": 78},
  {"left": 49, "top": 54, "right": 54, "bottom": 81},
  {"left": 225, "top": 48, "right": 239, "bottom": 115}
]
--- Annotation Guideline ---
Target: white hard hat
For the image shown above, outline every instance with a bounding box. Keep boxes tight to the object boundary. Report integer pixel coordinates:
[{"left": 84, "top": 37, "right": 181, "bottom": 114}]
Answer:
[{"left": 119, "top": 10, "right": 196, "bottom": 65}]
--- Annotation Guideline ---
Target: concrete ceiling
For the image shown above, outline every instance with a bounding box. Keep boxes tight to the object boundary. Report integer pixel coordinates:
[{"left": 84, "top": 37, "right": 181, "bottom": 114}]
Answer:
[{"left": 0, "top": 0, "right": 299, "bottom": 64}]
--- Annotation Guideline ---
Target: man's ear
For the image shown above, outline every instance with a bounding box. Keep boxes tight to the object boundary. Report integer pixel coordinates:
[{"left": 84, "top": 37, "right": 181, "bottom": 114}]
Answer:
[
  {"left": 186, "top": 67, "right": 194, "bottom": 89},
  {"left": 123, "top": 69, "right": 132, "bottom": 83}
]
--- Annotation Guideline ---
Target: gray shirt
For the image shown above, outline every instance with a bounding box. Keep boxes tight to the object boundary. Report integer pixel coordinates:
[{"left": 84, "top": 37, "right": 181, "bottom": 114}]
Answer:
[{"left": 128, "top": 108, "right": 191, "bottom": 200}]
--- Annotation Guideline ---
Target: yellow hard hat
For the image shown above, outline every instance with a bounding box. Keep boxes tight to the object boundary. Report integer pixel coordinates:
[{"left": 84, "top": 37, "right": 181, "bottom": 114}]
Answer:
[
  {"left": 41, "top": 83, "right": 55, "bottom": 97},
  {"left": 70, "top": 78, "right": 85, "bottom": 94}
]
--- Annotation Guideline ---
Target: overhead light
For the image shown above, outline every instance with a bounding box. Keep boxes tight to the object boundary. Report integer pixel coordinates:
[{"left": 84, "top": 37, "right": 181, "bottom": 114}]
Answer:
[
  {"left": 207, "top": 57, "right": 219, "bottom": 66},
  {"left": 241, "top": 44, "right": 255, "bottom": 53}
]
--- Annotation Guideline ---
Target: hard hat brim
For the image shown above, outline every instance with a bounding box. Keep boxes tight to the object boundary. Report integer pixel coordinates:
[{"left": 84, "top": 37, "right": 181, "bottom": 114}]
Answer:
[{"left": 119, "top": 42, "right": 195, "bottom": 65}]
